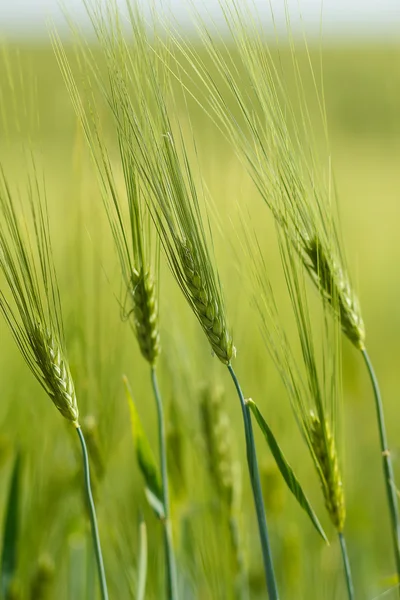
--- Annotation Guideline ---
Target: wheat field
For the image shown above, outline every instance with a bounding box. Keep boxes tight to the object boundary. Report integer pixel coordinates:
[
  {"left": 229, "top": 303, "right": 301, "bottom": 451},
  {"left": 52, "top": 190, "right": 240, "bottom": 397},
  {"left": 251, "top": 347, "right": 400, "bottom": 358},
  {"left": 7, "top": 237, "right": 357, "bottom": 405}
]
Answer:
[{"left": 0, "top": 7, "right": 400, "bottom": 599}]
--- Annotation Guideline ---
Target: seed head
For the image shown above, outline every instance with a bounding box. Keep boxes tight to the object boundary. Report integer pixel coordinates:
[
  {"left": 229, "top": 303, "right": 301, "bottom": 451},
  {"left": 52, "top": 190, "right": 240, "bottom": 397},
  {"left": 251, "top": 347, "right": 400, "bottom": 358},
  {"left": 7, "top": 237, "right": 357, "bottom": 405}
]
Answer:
[
  {"left": 309, "top": 413, "right": 345, "bottom": 532},
  {"left": 179, "top": 242, "right": 234, "bottom": 364},
  {"left": 31, "top": 323, "right": 78, "bottom": 424},
  {"left": 130, "top": 268, "right": 160, "bottom": 365},
  {"left": 304, "top": 236, "right": 365, "bottom": 349}
]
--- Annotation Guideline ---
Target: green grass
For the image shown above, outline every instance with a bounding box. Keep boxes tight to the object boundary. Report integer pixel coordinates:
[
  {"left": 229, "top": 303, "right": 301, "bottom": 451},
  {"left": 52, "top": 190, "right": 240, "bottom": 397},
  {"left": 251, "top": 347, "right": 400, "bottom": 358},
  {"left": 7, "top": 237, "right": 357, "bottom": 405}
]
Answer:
[{"left": 1, "top": 33, "right": 400, "bottom": 599}]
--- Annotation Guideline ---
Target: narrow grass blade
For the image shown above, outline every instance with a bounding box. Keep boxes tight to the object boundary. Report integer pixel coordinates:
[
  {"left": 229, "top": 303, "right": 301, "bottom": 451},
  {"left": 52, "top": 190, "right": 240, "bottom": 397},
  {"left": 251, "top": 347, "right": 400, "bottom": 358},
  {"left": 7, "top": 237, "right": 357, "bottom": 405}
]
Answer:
[
  {"left": 1, "top": 451, "right": 21, "bottom": 598},
  {"left": 123, "top": 376, "right": 164, "bottom": 518},
  {"left": 247, "top": 400, "right": 328, "bottom": 543}
]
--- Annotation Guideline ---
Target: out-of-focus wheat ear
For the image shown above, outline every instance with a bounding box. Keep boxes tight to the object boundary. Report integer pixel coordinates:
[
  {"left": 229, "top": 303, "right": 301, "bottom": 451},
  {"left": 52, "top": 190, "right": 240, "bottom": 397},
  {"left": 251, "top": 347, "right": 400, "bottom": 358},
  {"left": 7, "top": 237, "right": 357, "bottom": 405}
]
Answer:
[
  {"left": 308, "top": 413, "right": 354, "bottom": 598},
  {"left": 303, "top": 236, "right": 365, "bottom": 349},
  {"left": 29, "top": 555, "right": 55, "bottom": 600},
  {"left": 200, "top": 386, "right": 236, "bottom": 508},
  {"left": 130, "top": 268, "right": 161, "bottom": 365},
  {"left": 309, "top": 413, "right": 345, "bottom": 532},
  {"left": 200, "top": 386, "right": 247, "bottom": 596}
]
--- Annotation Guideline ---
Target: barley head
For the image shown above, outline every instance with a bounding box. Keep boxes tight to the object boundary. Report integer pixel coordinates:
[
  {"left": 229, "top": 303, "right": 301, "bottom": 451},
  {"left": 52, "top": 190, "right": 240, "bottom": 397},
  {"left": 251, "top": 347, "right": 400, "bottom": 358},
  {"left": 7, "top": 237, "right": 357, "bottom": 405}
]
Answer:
[
  {"left": 303, "top": 236, "right": 365, "bottom": 349},
  {"left": 179, "top": 242, "right": 234, "bottom": 364},
  {"left": 309, "top": 413, "right": 345, "bottom": 532},
  {"left": 130, "top": 268, "right": 160, "bottom": 365},
  {"left": 31, "top": 323, "right": 79, "bottom": 424}
]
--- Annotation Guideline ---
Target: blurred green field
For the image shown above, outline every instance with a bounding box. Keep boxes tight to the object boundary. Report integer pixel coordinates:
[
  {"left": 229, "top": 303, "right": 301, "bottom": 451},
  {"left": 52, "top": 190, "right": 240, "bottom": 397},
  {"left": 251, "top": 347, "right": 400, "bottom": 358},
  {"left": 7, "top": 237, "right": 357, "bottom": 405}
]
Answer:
[{"left": 1, "top": 37, "right": 400, "bottom": 599}]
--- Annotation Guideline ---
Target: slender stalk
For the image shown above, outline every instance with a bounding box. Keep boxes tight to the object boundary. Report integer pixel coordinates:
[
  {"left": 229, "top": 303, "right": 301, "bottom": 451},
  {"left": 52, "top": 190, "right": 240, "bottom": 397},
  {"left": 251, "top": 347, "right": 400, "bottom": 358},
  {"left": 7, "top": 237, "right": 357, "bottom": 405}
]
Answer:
[
  {"left": 76, "top": 426, "right": 108, "bottom": 600},
  {"left": 338, "top": 532, "right": 354, "bottom": 600},
  {"left": 227, "top": 365, "right": 279, "bottom": 600},
  {"left": 362, "top": 349, "right": 400, "bottom": 580},
  {"left": 137, "top": 513, "right": 148, "bottom": 600},
  {"left": 150, "top": 367, "right": 178, "bottom": 600}
]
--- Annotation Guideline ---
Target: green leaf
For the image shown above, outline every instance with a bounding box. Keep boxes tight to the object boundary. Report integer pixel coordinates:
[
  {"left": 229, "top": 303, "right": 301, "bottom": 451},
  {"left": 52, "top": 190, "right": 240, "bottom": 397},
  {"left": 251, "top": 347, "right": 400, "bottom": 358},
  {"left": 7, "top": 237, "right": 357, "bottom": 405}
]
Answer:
[
  {"left": 1, "top": 451, "right": 22, "bottom": 598},
  {"left": 247, "top": 399, "right": 328, "bottom": 543},
  {"left": 123, "top": 376, "right": 164, "bottom": 518}
]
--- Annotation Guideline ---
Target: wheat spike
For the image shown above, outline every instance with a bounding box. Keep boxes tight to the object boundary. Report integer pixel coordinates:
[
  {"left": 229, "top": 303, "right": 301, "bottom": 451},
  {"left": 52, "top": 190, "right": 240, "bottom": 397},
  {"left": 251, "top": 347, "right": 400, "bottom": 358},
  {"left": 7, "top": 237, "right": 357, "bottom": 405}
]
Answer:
[
  {"left": 309, "top": 413, "right": 345, "bottom": 532},
  {"left": 32, "top": 323, "right": 79, "bottom": 424},
  {"left": 130, "top": 268, "right": 160, "bottom": 365},
  {"left": 303, "top": 236, "right": 365, "bottom": 349},
  {"left": 179, "top": 242, "right": 233, "bottom": 365}
]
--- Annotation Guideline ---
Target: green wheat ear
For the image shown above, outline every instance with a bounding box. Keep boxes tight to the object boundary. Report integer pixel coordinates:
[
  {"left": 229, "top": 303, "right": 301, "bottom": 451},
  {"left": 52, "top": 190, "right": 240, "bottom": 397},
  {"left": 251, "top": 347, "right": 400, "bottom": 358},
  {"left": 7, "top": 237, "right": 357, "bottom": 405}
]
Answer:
[
  {"left": 0, "top": 163, "right": 79, "bottom": 426},
  {"left": 309, "top": 413, "right": 345, "bottom": 532},
  {"left": 179, "top": 242, "right": 234, "bottom": 364},
  {"left": 172, "top": 0, "right": 364, "bottom": 350},
  {"left": 303, "top": 236, "right": 365, "bottom": 349},
  {"left": 32, "top": 323, "right": 78, "bottom": 423},
  {"left": 130, "top": 268, "right": 160, "bottom": 365}
]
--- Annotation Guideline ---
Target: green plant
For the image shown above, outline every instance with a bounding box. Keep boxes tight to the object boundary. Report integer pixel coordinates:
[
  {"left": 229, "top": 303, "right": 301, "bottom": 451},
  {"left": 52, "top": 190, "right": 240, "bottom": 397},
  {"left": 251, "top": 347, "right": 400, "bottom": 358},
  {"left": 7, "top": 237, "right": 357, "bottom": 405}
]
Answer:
[
  {"left": 55, "top": 2, "right": 279, "bottom": 595},
  {"left": 249, "top": 228, "right": 354, "bottom": 598},
  {"left": 169, "top": 0, "right": 400, "bottom": 583},
  {"left": 52, "top": 10, "right": 178, "bottom": 595},
  {"left": 0, "top": 161, "right": 108, "bottom": 599}
]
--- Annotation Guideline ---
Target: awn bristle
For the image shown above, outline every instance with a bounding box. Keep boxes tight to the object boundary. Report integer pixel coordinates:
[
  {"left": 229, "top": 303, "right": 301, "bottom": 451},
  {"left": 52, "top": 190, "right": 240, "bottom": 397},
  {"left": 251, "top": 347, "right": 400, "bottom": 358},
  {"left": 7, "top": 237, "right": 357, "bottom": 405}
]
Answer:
[
  {"left": 200, "top": 386, "right": 237, "bottom": 508},
  {"left": 304, "top": 236, "right": 365, "bottom": 349},
  {"left": 32, "top": 323, "right": 78, "bottom": 424},
  {"left": 130, "top": 268, "right": 160, "bottom": 365},
  {"left": 179, "top": 242, "right": 233, "bottom": 365},
  {"left": 309, "top": 413, "right": 345, "bottom": 532}
]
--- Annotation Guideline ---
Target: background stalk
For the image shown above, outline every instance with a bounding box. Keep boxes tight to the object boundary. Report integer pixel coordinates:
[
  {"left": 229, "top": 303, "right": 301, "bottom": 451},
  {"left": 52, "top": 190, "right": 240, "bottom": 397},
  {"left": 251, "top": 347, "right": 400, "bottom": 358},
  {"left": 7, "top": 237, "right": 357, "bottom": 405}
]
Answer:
[
  {"left": 76, "top": 426, "right": 108, "bottom": 600},
  {"left": 362, "top": 349, "right": 400, "bottom": 579},
  {"left": 150, "top": 367, "right": 178, "bottom": 600},
  {"left": 227, "top": 365, "right": 279, "bottom": 600},
  {"left": 338, "top": 532, "right": 354, "bottom": 600}
]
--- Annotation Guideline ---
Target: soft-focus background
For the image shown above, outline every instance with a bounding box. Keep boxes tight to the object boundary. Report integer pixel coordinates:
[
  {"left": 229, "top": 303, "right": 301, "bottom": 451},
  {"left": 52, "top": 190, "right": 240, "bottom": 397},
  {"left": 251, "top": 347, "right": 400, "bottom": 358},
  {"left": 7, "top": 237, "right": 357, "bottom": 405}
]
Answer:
[{"left": 1, "top": 2, "right": 400, "bottom": 599}]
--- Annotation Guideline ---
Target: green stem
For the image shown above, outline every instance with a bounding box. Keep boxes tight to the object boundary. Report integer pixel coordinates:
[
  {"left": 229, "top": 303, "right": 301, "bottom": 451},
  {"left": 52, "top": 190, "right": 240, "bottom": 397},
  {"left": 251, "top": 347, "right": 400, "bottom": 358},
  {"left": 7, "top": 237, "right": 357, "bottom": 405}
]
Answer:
[
  {"left": 227, "top": 365, "right": 279, "bottom": 600},
  {"left": 338, "top": 532, "right": 354, "bottom": 600},
  {"left": 137, "top": 513, "right": 148, "bottom": 600},
  {"left": 76, "top": 426, "right": 108, "bottom": 600},
  {"left": 150, "top": 367, "right": 178, "bottom": 600},
  {"left": 362, "top": 349, "right": 400, "bottom": 581}
]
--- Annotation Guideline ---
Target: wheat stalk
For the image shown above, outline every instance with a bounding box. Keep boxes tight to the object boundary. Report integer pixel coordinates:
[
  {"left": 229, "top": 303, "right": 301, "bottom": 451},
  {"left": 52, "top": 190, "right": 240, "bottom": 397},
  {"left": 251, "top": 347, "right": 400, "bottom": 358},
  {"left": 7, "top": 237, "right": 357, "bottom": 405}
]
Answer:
[{"left": 245, "top": 222, "right": 354, "bottom": 597}]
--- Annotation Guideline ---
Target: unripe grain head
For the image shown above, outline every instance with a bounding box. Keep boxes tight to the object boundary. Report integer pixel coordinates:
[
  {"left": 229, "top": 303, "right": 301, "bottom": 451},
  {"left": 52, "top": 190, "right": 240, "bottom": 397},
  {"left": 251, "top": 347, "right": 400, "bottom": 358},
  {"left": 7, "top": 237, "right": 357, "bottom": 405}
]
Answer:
[
  {"left": 309, "top": 413, "right": 345, "bottom": 532},
  {"left": 130, "top": 268, "right": 160, "bottom": 365},
  {"left": 179, "top": 242, "right": 234, "bottom": 365},
  {"left": 304, "top": 236, "right": 365, "bottom": 349},
  {"left": 31, "top": 323, "right": 78, "bottom": 423}
]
